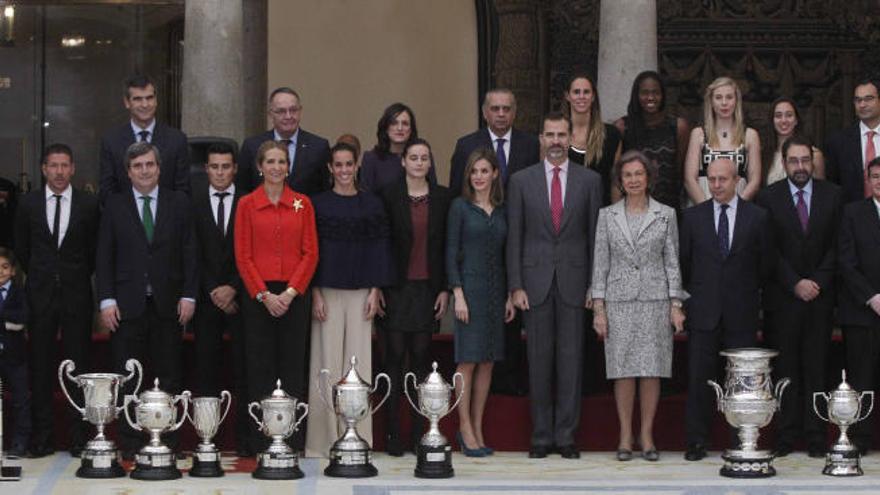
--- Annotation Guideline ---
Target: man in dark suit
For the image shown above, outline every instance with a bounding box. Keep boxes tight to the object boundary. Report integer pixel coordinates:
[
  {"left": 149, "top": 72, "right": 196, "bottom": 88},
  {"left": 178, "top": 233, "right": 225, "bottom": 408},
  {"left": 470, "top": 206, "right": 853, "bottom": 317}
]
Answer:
[
  {"left": 99, "top": 74, "right": 190, "bottom": 205},
  {"left": 191, "top": 142, "right": 252, "bottom": 456},
  {"left": 837, "top": 156, "right": 880, "bottom": 455},
  {"left": 96, "top": 142, "right": 197, "bottom": 456},
  {"left": 825, "top": 77, "right": 880, "bottom": 204},
  {"left": 506, "top": 112, "right": 602, "bottom": 459},
  {"left": 238, "top": 87, "right": 330, "bottom": 195},
  {"left": 756, "top": 135, "right": 842, "bottom": 458},
  {"left": 449, "top": 88, "right": 540, "bottom": 397},
  {"left": 679, "top": 157, "right": 774, "bottom": 461},
  {"left": 13, "top": 143, "right": 99, "bottom": 458}
]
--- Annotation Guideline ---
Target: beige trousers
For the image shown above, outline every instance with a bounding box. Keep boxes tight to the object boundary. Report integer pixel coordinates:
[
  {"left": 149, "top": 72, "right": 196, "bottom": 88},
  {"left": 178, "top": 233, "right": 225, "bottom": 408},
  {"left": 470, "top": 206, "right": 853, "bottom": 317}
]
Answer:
[{"left": 304, "top": 287, "right": 374, "bottom": 458}]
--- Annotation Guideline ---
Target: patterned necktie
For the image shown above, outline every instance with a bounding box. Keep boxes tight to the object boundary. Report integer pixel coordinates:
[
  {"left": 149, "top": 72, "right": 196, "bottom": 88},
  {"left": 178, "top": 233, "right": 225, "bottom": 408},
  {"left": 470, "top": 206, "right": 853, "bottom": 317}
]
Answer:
[
  {"left": 551, "top": 166, "right": 563, "bottom": 233},
  {"left": 52, "top": 194, "right": 62, "bottom": 249},
  {"left": 138, "top": 130, "right": 150, "bottom": 143},
  {"left": 796, "top": 190, "right": 809, "bottom": 233},
  {"left": 214, "top": 191, "right": 230, "bottom": 236},
  {"left": 141, "top": 196, "right": 154, "bottom": 243},
  {"left": 496, "top": 138, "right": 508, "bottom": 181},
  {"left": 865, "top": 130, "right": 876, "bottom": 198},
  {"left": 718, "top": 203, "right": 730, "bottom": 258}
]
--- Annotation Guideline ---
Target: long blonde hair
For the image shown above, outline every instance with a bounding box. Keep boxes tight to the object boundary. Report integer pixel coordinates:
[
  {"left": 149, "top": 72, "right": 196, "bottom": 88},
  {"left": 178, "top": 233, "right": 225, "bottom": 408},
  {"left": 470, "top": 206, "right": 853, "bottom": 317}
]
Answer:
[
  {"left": 565, "top": 71, "right": 606, "bottom": 166},
  {"left": 703, "top": 76, "right": 745, "bottom": 148}
]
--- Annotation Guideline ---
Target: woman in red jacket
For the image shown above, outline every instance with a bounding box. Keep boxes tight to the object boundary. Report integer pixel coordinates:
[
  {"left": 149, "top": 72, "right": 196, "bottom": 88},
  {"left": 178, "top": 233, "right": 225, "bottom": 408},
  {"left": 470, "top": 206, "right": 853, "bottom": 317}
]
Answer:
[{"left": 235, "top": 140, "right": 318, "bottom": 452}]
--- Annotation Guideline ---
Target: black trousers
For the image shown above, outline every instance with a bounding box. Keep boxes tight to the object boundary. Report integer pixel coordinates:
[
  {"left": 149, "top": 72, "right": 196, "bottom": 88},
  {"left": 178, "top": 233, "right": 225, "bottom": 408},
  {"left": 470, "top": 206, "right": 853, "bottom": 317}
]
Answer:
[
  {"left": 764, "top": 302, "right": 833, "bottom": 448},
  {"left": 111, "top": 298, "right": 183, "bottom": 452},
  {"left": 242, "top": 281, "right": 309, "bottom": 450},
  {"left": 194, "top": 297, "right": 251, "bottom": 451},
  {"left": 842, "top": 323, "right": 880, "bottom": 451},
  {"left": 685, "top": 324, "right": 756, "bottom": 447},
  {"left": 1, "top": 335, "right": 31, "bottom": 449},
  {"left": 491, "top": 312, "right": 525, "bottom": 394},
  {"left": 29, "top": 288, "right": 91, "bottom": 447}
]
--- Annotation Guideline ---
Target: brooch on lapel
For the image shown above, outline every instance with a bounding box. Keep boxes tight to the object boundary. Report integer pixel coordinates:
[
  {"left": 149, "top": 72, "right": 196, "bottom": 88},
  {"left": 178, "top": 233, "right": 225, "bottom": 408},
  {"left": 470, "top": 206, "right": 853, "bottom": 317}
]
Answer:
[{"left": 293, "top": 198, "right": 304, "bottom": 212}]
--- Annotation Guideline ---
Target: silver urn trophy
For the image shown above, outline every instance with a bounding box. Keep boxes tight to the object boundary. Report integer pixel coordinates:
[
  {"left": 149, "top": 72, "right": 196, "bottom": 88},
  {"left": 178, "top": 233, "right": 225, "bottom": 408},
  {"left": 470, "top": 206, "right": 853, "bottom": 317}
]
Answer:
[
  {"left": 405, "top": 362, "right": 463, "bottom": 478},
  {"left": 814, "top": 370, "right": 874, "bottom": 476},
  {"left": 708, "top": 348, "right": 790, "bottom": 478},
  {"left": 318, "top": 356, "right": 390, "bottom": 478},
  {"left": 186, "top": 390, "right": 232, "bottom": 477},
  {"left": 123, "top": 378, "right": 191, "bottom": 480},
  {"left": 59, "top": 358, "right": 143, "bottom": 478},
  {"left": 248, "top": 380, "right": 309, "bottom": 480}
]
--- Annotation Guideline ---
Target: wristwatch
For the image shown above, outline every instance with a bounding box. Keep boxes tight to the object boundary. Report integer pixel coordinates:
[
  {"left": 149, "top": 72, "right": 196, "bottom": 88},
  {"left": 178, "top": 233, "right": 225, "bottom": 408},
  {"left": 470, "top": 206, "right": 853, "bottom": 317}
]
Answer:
[
  {"left": 256, "top": 291, "right": 268, "bottom": 303},
  {"left": 671, "top": 299, "right": 683, "bottom": 309},
  {"left": 285, "top": 287, "right": 297, "bottom": 297}
]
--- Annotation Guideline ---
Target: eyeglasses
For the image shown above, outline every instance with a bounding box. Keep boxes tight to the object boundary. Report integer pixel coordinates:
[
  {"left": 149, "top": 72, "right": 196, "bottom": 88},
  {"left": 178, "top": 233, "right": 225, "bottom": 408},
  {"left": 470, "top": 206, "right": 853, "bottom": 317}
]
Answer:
[
  {"left": 270, "top": 106, "right": 301, "bottom": 117},
  {"left": 785, "top": 156, "right": 812, "bottom": 166},
  {"left": 853, "top": 95, "right": 877, "bottom": 105}
]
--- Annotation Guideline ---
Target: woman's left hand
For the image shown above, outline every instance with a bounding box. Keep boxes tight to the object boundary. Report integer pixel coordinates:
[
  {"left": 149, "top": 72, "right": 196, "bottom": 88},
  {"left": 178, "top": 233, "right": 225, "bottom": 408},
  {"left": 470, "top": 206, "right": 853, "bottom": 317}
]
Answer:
[
  {"left": 364, "top": 288, "right": 381, "bottom": 320},
  {"left": 670, "top": 306, "right": 686, "bottom": 334},
  {"left": 504, "top": 297, "right": 516, "bottom": 323},
  {"left": 434, "top": 291, "right": 449, "bottom": 320}
]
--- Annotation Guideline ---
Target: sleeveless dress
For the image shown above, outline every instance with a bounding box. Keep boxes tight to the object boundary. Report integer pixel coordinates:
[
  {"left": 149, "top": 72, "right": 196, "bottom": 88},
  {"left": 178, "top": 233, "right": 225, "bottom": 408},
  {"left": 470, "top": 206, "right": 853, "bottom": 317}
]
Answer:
[
  {"left": 622, "top": 115, "right": 682, "bottom": 211},
  {"left": 690, "top": 126, "right": 748, "bottom": 206}
]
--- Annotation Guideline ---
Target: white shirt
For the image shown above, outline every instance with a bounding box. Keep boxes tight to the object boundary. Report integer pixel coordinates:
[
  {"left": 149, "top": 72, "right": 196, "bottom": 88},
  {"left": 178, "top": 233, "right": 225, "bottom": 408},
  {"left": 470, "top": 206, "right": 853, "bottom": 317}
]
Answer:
[
  {"left": 713, "top": 195, "right": 738, "bottom": 244},
  {"left": 133, "top": 186, "right": 159, "bottom": 220},
  {"left": 209, "top": 184, "right": 235, "bottom": 232},
  {"left": 543, "top": 159, "right": 569, "bottom": 206},
  {"left": 488, "top": 128, "right": 512, "bottom": 163},
  {"left": 787, "top": 178, "right": 813, "bottom": 216},
  {"left": 130, "top": 119, "right": 156, "bottom": 143},
  {"left": 274, "top": 128, "right": 299, "bottom": 173},
  {"left": 873, "top": 197, "right": 880, "bottom": 219},
  {"left": 45, "top": 185, "right": 72, "bottom": 248},
  {"left": 859, "top": 121, "right": 880, "bottom": 168}
]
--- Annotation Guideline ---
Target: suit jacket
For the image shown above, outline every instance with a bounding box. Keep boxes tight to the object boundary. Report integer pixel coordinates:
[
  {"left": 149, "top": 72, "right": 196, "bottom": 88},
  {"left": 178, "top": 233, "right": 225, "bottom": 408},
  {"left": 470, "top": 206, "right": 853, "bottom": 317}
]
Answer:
[
  {"left": 0, "top": 283, "right": 28, "bottom": 364},
  {"left": 14, "top": 187, "right": 100, "bottom": 312},
  {"left": 192, "top": 188, "right": 243, "bottom": 301},
  {"left": 99, "top": 122, "right": 190, "bottom": 204},
  {"left": 380, "top": 178, "right": 451, "bottom": 295},
  {"left": 238, "top": 129, "right": 331, "bottom": 196},
  {"left": 590, "top": 198, "right": 685, "bottom": 302},
  {"left": 506, "top": 162, "right": 603, "bottom": 307},
  {"left": 96, "top": 188, "right": 198, "bottom": 320},
  {"left": 679, "top": 198, "right": 774, "bottom": 333},
  {"left": 825, "top": 124, "right": 866, "bottom": 204},
  {"left": 448, "top": 128, "right": 540, "bottom": 196},
  {"left": 837, "top": 198, "right": 880, "bottom": 327},
  {"left": 756, "top": 179, "right": 842, "bottom": 311}
]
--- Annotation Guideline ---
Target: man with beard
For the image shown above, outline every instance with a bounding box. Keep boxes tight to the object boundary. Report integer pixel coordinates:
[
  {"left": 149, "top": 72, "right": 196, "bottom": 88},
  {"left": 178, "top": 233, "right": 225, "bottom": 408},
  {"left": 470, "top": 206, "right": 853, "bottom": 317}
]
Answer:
[{"left": 757, "top": 135, "right": 842, "bottom": 458}]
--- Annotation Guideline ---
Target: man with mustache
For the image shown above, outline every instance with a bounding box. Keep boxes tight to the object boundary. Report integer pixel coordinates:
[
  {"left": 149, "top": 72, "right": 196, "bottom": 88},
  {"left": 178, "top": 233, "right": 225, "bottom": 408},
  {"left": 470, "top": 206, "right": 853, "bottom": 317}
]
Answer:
[{"left": 756, "top": 134, "right": 842, "bottom": 458}]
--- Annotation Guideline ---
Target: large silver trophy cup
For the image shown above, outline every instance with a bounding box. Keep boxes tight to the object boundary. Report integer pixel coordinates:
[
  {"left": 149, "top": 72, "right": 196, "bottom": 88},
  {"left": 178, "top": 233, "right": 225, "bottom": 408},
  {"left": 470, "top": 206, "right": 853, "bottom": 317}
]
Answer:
[
  {"left": 186, "top": 390, "right": 232, "bottom": 477},
  {"left": 59, "top": 358, "right": 143, "bottom": 478},
  {"left": 318, "top": 356, "right": 390, "bottom": 478},
  {"left": 814, "top": 370, "right": 874, "bottom": 476},
  {"left": 708, "top": 348, "right": 789, "bottom": 478},
  {"left": 405, "top": 362, "right": 463, "bottom": 478},
  {"left": 249, "top": 380, "right": 309, "bottom": 480},
  {"left": 124, "top": 378, "right": 191, "bottom": 481}
]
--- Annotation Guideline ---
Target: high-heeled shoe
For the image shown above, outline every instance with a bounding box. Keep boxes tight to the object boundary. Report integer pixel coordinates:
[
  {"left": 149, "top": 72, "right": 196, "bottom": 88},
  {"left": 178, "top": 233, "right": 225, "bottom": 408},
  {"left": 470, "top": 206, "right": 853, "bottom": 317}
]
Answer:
[
  {"left": 456, "top": 431, "right": 486, "bottom": 457},
  {"left": 480, "top": 445, "right": 494, "bottom": 455}
]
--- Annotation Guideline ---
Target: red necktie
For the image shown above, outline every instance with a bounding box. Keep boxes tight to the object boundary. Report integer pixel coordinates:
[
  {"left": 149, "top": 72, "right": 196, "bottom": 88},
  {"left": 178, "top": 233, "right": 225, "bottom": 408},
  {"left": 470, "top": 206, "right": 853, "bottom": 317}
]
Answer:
[
  {"left": 864, "top": 130, "right": 876, "bottom": 198},
  {"left": 551, "top": 166, "right": 563, "bottom": 233}
]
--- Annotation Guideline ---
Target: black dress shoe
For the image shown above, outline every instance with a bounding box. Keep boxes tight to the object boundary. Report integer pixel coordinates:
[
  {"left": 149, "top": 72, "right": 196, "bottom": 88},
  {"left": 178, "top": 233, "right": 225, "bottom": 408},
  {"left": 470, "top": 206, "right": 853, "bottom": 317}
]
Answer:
[
  {"left": 684, "top": 443, "right": 707, "bottom": 461},
  {"left": 69, "top": 442, "right": 85, "bottom": 458},
  {"left": 807, "top": 444, "right": 826, "bottom": 458},
  {"left": 386, "top": 433, "right": 403, "bottom": 457},
  {"left": 528, "top": 445, "right": 550, "bottom": 458},
  {"left": 773, "top": 443, "right": 793, "bottom": 457},
  {"left": 29, "top": 443, "right": 55, "bottom": 458},
  {"left": 558, "top": 445, "right": 580, "bottom": 459}
]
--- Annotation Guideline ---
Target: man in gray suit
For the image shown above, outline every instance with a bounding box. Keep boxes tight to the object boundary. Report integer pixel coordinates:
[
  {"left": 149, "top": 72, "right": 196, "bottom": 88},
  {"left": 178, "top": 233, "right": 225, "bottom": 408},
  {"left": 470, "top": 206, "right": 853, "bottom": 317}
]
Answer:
[{"left": 507, "top": 112, "right": 603, "bottom": 459}]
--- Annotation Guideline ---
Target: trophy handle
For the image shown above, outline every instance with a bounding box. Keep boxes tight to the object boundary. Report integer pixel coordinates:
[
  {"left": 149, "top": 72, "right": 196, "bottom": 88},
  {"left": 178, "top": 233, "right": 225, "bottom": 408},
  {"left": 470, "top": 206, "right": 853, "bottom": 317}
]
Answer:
[
  {"left": 123, "top": 358, "right": 144, "bottom": 396},
  {"left": 57, "top": 359, "right": 85, "bottom": 415},
  {"left": 403, "top": 372, "right": 426, "bottom": 418},
  {"left": 218, "top": 390, "right": 233, "bottom": 426},
  {"left": 370, "top": 372, "right": 392, "bottom": 415},
  {"left": 813, "top": 392, "right": 831, "bottom": 422},
  {"left": 123, "top": 395, "right": 143, "bottom": 431},
  {"left": 707, "top": 380, "right": 724, "bottom": 411},
  {"left": 858, "top": 391, "right": 875, "bottom": 422},
  {"left": 171, "top": 391, "right": 191, "bottom": 431},
  {"left": 248, "top": 402, "right": 263, "bottom": 429},
  {"left": 774, "top": 378, "right": 791, "bottom": 407},
  {"left": 316, "top": 369, "right": 334, "bottom": 411},
  {"left": 293, "top": 402, "right": 309, "bottom": 432},
  {"left": 449, "top": 372, "right": 465, "bottom": 413}
]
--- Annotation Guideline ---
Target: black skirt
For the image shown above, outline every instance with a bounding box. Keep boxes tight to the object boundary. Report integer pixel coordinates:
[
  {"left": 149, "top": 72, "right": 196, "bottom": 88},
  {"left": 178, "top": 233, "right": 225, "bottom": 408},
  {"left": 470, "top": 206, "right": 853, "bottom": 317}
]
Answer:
[{"left": 379, "top": 280, "right": 438, "bottom": 333}]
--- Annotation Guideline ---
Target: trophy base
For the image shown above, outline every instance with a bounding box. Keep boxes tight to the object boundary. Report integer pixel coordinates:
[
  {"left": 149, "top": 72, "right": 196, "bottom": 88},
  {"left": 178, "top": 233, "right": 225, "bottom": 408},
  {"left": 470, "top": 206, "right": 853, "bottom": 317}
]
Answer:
[
  {"left": 130, "top": 452, "right": 182, "bottom": 481},
  {"left": 325, "top": 447, "right": 377, "bottom": 478},
  {"left": 189, "top": 451, "right": 224, "bottom": 477},
  {"left": 0, "top": 465, "right": 21, "bottom": 481},
  {"left": 415, "top": 444, "right": 454, "bottom": 478},
  {"left": 76, "top": 452, "right": 126, "bottom": 479},
  {"left": 824, "top": 448, "right": 863, "bottom": 476},
  {"left": 252, "top": 451, "right": 304, "bottom": 480},
  {"left": 720, "top": 450, "right": 776, "bottom": 478}
]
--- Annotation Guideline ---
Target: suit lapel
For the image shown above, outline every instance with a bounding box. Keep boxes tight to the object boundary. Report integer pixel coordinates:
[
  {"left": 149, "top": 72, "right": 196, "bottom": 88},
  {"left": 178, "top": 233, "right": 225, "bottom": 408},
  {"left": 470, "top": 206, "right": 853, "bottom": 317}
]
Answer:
[
  {"left": 729, "top": 199, "right": 751, "bottom": 255},
  {"left": 60, "top": 190, "right": 81, "bottom": 250},
  {"left": 863, "top": 199, "right": 880, "bottom": 246},
  {"left": 701, "top": 201, "right": 722, "bottom": 262},
  {"left": 153, "top": 190, "right": 173, "bottom": 245},
  {"left": 558, "top": 166, "right": 578, "bottom": 233},
  {"left": 36, "top": 190, "right": 52, "bottom": 241},
  {"left": 533, "top": 166, "right": 554, "bottom": 234},
  {"left": 126, "top": 193, "right": 150, "bottom": 247},
  {"left": 635, "top": 199, "right": 662, "bottom": 241},
  {"left": 609, "top": 200, "right": 634, "bottom": 250},
  {"left": 775, "top": 182, "right": 806, "bottom": 240}
]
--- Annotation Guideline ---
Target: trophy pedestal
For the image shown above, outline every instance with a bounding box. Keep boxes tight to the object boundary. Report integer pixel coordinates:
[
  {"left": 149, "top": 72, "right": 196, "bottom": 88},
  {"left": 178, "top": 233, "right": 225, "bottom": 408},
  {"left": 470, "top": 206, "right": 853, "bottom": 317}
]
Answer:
[
  {"left": 824, "top": 446, "right": 863, "bottom": 476},
  {"left": 252, "top": 451, "right": 304, "bottom": 480},
  {"left": 77, "top": 447, "right": 126, "bottom": 479},
  {"left": 720, "top": 449, "right": 776, "bottom": 478},
  {"left": 0, "top": 466, "right": 21, "bottom": 481},
  {"left": 415, "top": 443, "right": 453, "bottom": 478},
  {"left": 130, "top": 451, "right": 182, "bottom": 481},
  {"left": 189, "top": 449, "right": 224, "bottom": 477},
  {"left": 324, "top": 448, "right": 377, "bottom": 478}
]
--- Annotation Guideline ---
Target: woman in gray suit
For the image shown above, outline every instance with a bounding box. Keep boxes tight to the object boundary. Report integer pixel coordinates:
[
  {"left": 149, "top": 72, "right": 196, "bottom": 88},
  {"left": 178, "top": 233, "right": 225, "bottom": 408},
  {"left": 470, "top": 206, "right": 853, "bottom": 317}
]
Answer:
[{"left": 591, "top": 150, "right": 686, "bottom": 462}]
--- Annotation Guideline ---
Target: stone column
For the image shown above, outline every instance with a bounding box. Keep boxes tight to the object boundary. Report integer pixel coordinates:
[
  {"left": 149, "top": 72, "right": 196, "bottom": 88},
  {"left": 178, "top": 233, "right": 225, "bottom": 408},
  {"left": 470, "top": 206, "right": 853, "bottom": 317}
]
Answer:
[
  {"left": 181, "top": 0, "right": 245, "bottom": 142},
  {"left": 597, "top": 0, "right": 657, "bottom": 122}
]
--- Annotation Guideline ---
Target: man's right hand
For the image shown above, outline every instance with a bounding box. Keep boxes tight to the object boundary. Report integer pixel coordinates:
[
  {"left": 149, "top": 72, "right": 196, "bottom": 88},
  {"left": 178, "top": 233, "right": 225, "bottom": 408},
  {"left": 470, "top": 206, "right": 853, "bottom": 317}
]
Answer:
[
  {"left": 869, "top": 294, "right": 880, "bottom": 316},
  {"left": 101, "top": 305, "right": 121, "bottom": 332},
  {"left": 512, "top": 289, "right": 530, "bottom": 311},
  {"left": 794, "top": 279, "right": 820, "bottom": 302}
]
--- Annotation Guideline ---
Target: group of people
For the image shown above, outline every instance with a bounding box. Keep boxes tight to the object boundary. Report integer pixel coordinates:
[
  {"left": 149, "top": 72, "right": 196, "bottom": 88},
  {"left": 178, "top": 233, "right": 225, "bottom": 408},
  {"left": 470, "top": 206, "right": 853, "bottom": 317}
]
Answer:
[{"left": 2, "top": 70, "right": 880, "bottom": 467}]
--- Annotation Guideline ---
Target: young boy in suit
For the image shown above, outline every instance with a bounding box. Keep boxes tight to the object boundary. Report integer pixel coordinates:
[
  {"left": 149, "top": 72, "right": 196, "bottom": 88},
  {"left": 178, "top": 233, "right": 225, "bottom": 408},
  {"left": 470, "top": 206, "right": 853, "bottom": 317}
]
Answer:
[{"left": 0, "top": 247, "right": 31, "bottom": 457}]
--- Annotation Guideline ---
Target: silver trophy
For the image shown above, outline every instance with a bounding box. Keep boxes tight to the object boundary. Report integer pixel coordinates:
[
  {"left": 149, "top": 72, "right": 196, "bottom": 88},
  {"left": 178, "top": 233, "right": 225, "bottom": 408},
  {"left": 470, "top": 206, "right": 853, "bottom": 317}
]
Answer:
[
  {"left": 186, "top": 390, "right": 232, "bottom": 477},
  {"left": 405, "top": 362, "right": 463, "bottom": 478},
  {"left": 249, "top": 380, "right": 309, "bottom": 480},
  {"left": 708, "top": 348, "right": 790, "bottom": 478},
  {"left": 123, "top": 378, "right": 191, "bottom": 481},
  {"left": 59, "top": 358, "right": 143, "bottom": 478},
  {"left": 814, "top": 370, "right": 874, "bottom": 476},
  {"left": 318, "top": 356, "right": 390, "bottom": 478}
]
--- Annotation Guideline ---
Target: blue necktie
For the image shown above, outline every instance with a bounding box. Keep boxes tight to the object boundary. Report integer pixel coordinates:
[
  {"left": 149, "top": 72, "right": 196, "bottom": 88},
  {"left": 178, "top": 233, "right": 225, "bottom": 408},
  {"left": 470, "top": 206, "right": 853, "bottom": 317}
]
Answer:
[
  {"left": 718, "top": 204, "right": 730, "bottom": 258},
  {"left": 495, "top": 138, "right": 508, "bottom": 181}
]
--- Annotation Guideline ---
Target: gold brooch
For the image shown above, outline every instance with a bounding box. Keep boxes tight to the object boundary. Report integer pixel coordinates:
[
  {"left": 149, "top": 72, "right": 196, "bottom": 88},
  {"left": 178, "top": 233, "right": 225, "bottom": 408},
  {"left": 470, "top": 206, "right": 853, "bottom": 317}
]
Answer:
[{"left": 293, "top": 198, "right": 303, "bottom": 211}]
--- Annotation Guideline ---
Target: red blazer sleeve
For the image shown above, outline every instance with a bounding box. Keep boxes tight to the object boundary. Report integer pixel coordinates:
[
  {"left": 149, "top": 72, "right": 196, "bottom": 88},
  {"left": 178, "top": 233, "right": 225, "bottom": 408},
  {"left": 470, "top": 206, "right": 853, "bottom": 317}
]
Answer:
[
  {"left": 288, "top": 195, "right": 318, "bottom": 294},
  {"left": 234, "top": 195, "right": 267, "bottom": 298}
]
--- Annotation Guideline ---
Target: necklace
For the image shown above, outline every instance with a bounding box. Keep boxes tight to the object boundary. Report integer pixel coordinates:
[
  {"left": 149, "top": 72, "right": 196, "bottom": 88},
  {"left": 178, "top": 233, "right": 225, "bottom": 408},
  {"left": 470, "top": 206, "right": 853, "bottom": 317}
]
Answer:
[{"left": 720, "top": 129, "right": 729, "bottom": 139}]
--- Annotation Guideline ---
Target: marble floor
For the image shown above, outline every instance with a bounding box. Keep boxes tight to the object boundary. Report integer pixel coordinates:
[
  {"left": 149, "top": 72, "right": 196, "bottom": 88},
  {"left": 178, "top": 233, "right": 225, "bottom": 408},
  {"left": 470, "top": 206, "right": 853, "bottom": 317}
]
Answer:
[{"left": 2, "top": 450, "right": 880, "bottom": 495}]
